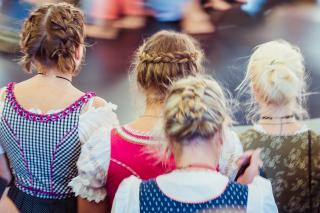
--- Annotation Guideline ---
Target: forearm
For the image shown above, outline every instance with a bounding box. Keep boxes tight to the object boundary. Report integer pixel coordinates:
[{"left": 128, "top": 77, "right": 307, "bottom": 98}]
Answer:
[
  {"left": 78, "top": 197, "right": 108, "bottom": 213},
  {"left": 0, "top": 155, "right": 11, "bottom": 184}
]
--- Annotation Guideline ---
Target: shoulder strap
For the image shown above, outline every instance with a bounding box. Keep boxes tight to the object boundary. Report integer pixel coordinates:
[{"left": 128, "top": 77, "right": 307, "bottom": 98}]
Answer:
[{"left": 308, "top": 130, "right": 313, "bottom": 211}]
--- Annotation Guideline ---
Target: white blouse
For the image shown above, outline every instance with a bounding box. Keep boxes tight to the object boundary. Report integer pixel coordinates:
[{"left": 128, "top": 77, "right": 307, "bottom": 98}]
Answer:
[
  {"left": 69, "top": 125, "right": 243, "bottom": 203},
  {"left": 0, "top": 88, "right": 119, "bottom": 157},
  {"left": 112, "top": 172, "right": 278, "bottom": 213}
]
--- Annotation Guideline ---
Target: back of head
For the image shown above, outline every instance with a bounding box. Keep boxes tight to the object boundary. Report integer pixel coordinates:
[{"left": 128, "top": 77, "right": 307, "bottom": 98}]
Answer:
[
  {"left": 20, "top": 2, "right": 85, "bottom": 74},
  {"left": 164, "top": 75, "right": 232, "bottom": 143},
  {"left": 134, "top": 30, "right": 204, "bottom": 103},
  {"left": 238, "top": 40, "right": 307, "bottom": 121}
]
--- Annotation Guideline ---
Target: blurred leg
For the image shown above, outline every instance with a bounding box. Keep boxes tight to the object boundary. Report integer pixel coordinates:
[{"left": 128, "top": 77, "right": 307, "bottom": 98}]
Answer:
[
  {"left": 182, "top": 0, "right": 215, "bottom": 34},
  {"left": 86, "top": 0, "right": 120, "bottom": 39},
  {"left": 206, "top": 0, "right": 232, "bottom": 11},
  {"left": 114, "top": 0, "right": 146, "bottom": 29}
]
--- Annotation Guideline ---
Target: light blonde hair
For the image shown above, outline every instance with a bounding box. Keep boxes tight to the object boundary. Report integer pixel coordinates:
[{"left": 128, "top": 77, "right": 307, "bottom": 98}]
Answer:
[
  {"left": 237, "top": 40, "right": 308, "bottom": 122},
  {"left": 19, "top": 2, "right": 85, "bottom": 75},
  {"left": 132, "top": 30, "right": 204, "bottom": 103},
  {"left": 164, "top": 75, "right": 232, "bottom": 144}
]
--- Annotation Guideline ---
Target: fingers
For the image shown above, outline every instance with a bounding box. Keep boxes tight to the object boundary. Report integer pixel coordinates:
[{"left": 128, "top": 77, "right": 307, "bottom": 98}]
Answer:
[
  {"left": 250, "top": 148, "right": 263, "bottom": 168},
  {"left": 236, "top": 150, "right": 254, "bottom": 167}
]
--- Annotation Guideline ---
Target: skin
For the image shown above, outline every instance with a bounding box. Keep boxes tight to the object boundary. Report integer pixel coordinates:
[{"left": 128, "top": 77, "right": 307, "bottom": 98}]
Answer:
[
  {"left": 172, "top": 130, "right": 262, "bottom": 185},
  {"left": 253, "top": 84, "right": 303, "bottom": 135}
]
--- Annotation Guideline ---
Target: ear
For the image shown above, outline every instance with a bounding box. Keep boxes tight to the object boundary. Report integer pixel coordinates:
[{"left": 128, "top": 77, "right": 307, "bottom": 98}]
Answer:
[
  {"left": 213, "top": 129, "right": 223, "bottom": 146},
  {"left": 75, "top": 45, "right": 83, "bottom": 61}
]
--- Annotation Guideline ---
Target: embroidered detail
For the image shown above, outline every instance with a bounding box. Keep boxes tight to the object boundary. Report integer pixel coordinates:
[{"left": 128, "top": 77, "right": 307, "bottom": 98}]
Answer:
[
  {"left": 116, "top": 126, "right": 160, "bottom": 145},
  {"left": 6, "top": 82, "right": 96, "bottom": 122},
  {"left": 110, "top": 158, "right": 141, "bottom": 178}
]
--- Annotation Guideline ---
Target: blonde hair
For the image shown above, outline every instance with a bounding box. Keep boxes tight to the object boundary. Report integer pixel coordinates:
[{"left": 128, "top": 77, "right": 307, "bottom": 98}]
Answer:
[
  {"left": 237, "top": 40, "right": 308, "bottom": 122},
  {"left": 132, "top": 30, "right": 204, "bottom": 103},
  {"left": 164, "top": 75, "right": 232, "bottom": 143},
  {"left": 19, "top": 2, "right": 85, "bottom": 75}
]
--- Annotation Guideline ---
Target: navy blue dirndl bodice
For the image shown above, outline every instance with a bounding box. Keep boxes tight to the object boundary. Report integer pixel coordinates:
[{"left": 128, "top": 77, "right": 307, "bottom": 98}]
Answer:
[
  {"left": 139, "top": 179, "right": 248, "bottom": 213},
  {"left": 0, "top": 82, "right": 96, "bottom": 199}
]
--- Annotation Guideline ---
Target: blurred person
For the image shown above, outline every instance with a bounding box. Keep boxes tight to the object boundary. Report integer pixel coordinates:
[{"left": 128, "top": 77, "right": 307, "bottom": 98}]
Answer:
[
  {"left": 112, "top": 75, "right": 278, "bottom": 213},
  {"left": 0, "top": 3, "right": 118, "bottom": 213},
  {"left": 238, "top": 40, "right": 320, "bottom": 212},
  {"left": 70, "top": 30, "right": 243, "bottom": 213},
  {"left": 241, "top": 0, "right": 266, "bottom": 16},
  {"left": 86, "top": 0, "right": 146, "bottom": 39}
]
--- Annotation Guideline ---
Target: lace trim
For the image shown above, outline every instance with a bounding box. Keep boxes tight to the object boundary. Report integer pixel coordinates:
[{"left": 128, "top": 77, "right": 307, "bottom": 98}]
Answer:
[
  {"left": 115, "top": 126, "right": 160, "bottom": 145},
  {"left": 6, "top": 82, "right": 96, "bottom": 122}
]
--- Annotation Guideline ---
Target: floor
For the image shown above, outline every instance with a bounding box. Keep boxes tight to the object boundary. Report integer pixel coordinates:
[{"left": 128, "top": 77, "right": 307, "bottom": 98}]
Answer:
[{"left": 0, "top": 1, "right": 319, "bottom": 130}]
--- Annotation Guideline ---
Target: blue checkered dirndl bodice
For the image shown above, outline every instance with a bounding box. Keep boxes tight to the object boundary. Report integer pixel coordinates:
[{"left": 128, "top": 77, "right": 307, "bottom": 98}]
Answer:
[
  {"left": 139, "top": 179, "right": 248, "bottom": 213},
  {"left": 0, "top": 82, "right": 96, "bottom": 199}
]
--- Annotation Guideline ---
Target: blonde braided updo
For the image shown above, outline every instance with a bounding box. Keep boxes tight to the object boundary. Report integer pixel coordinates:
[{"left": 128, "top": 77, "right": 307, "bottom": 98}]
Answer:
[
  {"left": 164, "top": 75, "right": 232, "bottom": 143},
  {"left": 19, "top": 2, "right": 85, "bottom": 74},
  {"left": 133, "top": 30, "right": 204, "bottom": 103}
]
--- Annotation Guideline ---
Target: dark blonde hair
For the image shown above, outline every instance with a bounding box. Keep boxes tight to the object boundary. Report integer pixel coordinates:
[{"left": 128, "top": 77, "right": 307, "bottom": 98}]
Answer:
[
  {"left": 164, "top": 75, "right": 232, "bottom": 143},
  {"left": 19, "top": 2, "right": 85, "bottom": 74},
  {"left": 133, "top": 30, "right": 204, "bottom": 103}
]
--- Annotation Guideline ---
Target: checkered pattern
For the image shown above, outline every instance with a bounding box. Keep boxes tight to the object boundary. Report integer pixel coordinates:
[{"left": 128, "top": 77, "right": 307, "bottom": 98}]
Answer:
[{"left": 0, "top": 83, "right": 95, "bottom": 199}]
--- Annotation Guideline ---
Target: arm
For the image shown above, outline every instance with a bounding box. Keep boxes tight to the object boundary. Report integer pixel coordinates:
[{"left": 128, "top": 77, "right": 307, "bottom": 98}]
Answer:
[
  {"left": 0, "top": 197, "right": 19, "bottom": 213},
  {"left": 0, "top": 177, "right": 18, "bottom": 213},
  {"left": 78, "top": 198, "right": 107, "bottom": 213},
  {"left": 0, "top": 155, "right": 11, "bottom": 184}
]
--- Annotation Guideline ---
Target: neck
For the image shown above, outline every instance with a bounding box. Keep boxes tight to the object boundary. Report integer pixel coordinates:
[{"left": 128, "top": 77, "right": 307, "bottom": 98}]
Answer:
[
  {"left": 259, "top": 103, "right": 294, "bottom": 118},
  {"left": 174, "top": 141, "right": 219, "bottom": 171},
  {"left": 143, "top": 102, "right": 164, "bottom": 117},
  {"left": 37, "top": 69, "right": 72, "bottom": 83}
]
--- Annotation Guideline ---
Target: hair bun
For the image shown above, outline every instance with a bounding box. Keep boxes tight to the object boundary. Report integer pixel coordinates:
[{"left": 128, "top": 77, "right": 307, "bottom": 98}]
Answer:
[{"left": 164, "top": 76, "right": 231, "bottom": 142}]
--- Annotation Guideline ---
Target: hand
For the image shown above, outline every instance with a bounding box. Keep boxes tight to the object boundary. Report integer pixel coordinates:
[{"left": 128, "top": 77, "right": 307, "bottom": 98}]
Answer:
[{"left": 236, "top": 149, "right": 263, "bottom": 184}]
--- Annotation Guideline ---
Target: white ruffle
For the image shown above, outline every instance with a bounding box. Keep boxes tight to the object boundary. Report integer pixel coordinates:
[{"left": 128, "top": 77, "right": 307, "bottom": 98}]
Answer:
[
  {"left": 69, "top": 127, "right": 113, "bottom": 202},
  {"left": 79, "top": 102, "right": 119, "bottom": 144},
  {"left": 69, "top": 176, "right": 107, "bottom": 203},
  {"left": 219, "top": 129, "right": 243, "bottom": 180}
]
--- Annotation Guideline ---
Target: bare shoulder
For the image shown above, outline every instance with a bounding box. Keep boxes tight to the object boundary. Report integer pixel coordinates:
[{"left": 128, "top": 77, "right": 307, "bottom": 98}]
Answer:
[{"left": 92, "top": 96, "right": 108, "bottom": 108}]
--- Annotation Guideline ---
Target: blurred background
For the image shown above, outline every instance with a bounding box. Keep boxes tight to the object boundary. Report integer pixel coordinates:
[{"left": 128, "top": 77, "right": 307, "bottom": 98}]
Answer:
[{"left": 0, "top": 0, "right": 319, "bottom": 130}]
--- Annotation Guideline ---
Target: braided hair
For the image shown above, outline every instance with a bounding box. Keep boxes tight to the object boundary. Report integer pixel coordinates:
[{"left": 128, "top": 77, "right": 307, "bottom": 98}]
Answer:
[
  {"left": 133, "top": 30, "right": 204, "bottom": 103},
  {"left": 19, "top": 2, "right": 85, "bottom": 74},
  {"left": 164, "top": 75, "right": 232, "bottom": 143}
]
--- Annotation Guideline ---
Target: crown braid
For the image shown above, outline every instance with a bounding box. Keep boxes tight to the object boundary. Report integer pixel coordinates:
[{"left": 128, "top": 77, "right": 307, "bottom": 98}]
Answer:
[
  {"left": 139, "top": 51, "right": 198, "bottom": 64},
  {"left": 133, "top": 30, "right": 204, "bottom": 103}
]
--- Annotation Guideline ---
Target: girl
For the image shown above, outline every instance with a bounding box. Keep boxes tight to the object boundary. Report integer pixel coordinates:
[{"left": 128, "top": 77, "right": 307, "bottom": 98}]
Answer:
[
  {"left": 0, "top": 3, "right": 118, "bottom": 213},
  {"left": 70, "top": 30, "right": 243, "bottom": 212},
  {"left": 112, "top": 75, "right": 278, "bottom": 213},
  {"left": 238, "top": 40, "right": 320, "bottom": 212}
]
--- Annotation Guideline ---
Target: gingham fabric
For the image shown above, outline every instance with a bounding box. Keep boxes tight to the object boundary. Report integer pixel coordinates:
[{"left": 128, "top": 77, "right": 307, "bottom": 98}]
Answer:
[
  {"left": 0, "top": 82, "right": 96, "bottom": 199},
  {"left": 139, "top": 180, "right": 248, "bottom": 213}
]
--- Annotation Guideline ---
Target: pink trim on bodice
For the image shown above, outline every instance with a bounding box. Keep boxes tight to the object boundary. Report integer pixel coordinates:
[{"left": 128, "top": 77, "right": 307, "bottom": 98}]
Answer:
[{"left": 5, "top": 82, "right": 96, "bottom": 122}]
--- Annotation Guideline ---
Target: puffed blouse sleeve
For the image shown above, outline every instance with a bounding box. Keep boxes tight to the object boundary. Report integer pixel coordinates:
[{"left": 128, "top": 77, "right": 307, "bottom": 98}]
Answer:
[
  {"left": 219, "top": 129, "right": 243, "bottom": 180},
  {"left": 69, "top": 101, "right": 119, "bottom": 202},
  {"left": 111, "top": 176, "right": 141, "bottom": 213},
  {"left": 247, "top": 176, "right": 278, "bottom": 213}
]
